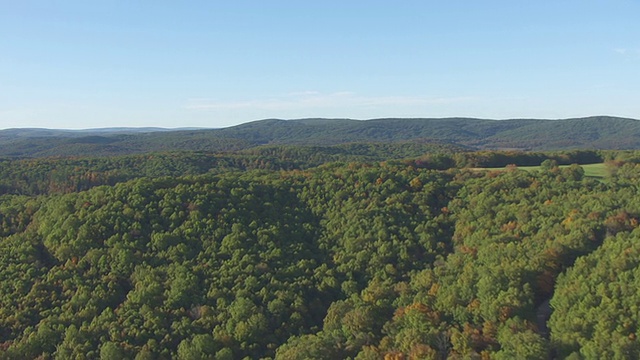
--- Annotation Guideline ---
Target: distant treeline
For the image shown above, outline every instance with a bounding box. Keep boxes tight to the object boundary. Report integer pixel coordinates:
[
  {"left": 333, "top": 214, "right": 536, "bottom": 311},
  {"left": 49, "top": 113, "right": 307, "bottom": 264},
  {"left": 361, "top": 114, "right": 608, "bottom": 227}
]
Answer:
[
  {"left": 5, "top": 147, "right": 640, "bottom": 196},
  {"left": 409, "top": 149, "right": 605, "bottom": 170}
]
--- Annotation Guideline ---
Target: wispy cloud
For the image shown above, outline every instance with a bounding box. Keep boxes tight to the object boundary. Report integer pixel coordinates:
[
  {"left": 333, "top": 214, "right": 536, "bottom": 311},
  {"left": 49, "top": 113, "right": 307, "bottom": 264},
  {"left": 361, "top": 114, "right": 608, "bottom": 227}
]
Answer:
[
  {"left": 614, "top": 47, "right": 640, "bottom": 59},
  {"left": 185, "top": 92, "right": 477, "bottom": 112}
]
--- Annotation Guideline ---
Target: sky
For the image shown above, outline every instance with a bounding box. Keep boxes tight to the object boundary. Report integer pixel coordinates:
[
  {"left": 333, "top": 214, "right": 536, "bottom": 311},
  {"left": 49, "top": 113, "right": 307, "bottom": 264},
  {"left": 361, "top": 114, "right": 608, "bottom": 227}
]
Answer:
[{"left": 1, "top": 1, "right": 639, "bottom": 129}]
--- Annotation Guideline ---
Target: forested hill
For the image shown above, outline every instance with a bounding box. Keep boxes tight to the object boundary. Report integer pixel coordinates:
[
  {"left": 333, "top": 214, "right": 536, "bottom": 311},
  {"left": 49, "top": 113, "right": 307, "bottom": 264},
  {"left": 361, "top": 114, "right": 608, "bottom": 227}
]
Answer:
[
  {"left": 4, "top": 155, "right": 640, "bottom": 359},
  {"left": 2, "top": 116, "right": 639, "bottom": 157},
  {"left": 3, "top": 136, "right": 640, "bottom": 358}
]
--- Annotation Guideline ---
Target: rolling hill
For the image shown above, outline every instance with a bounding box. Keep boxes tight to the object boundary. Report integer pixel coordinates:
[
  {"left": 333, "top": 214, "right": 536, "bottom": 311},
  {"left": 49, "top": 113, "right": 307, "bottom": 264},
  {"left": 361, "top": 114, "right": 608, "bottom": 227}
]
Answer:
[{"left": 1, "top": 116, "right": 638, "bottom": 157}]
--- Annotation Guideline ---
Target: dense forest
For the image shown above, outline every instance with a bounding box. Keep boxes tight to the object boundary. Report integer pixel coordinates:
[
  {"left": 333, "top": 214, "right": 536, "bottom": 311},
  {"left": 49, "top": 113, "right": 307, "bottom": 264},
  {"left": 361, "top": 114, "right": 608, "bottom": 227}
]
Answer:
[
  {"left": 2, "top": 116, "right": 640, "bottom": 158},
  {"left": 2, "top": 143, "right": 640, "bottom": 359}
]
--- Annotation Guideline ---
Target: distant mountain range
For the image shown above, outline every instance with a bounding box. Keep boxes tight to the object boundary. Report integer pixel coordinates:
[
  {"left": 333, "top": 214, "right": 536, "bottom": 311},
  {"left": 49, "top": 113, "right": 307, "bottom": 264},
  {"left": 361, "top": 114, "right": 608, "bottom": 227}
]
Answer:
[{"left": 1, "top": 116, "right": 638, "bottom": 157}]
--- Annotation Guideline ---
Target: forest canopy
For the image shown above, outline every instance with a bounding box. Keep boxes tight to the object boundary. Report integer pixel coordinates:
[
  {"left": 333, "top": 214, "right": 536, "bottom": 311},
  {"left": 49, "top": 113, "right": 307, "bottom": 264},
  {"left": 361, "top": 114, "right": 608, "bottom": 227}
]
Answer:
[{"left": 1, "top": 145, "right": 640, "bottom": 359}]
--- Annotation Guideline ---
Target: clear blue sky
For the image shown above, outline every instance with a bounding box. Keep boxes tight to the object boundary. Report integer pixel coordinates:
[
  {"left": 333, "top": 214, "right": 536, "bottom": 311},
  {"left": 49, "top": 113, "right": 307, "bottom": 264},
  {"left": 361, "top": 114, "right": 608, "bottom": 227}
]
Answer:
[{"left": 1, "top": 1, "right": 639, "bottom": 129}]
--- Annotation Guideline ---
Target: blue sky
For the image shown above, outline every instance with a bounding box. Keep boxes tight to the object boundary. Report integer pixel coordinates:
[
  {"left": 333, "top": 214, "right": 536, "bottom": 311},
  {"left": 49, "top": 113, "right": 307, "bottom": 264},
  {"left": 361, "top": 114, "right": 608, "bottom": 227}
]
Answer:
[{"left": 1, "top": 1, "right": 639, "bottom": 129}]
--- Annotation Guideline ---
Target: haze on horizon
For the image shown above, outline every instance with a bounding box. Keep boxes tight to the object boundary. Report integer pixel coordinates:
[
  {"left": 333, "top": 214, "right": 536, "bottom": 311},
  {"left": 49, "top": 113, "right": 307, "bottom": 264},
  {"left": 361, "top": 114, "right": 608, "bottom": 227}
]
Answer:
[{"left": 1, "top": 1, "right": 639, "bottom": 130}]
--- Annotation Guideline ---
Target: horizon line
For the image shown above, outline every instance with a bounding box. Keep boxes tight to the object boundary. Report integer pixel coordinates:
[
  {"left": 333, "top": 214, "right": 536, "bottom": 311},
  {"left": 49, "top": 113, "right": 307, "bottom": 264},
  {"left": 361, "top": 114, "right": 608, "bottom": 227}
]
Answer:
[{"left": 0, "top": 114, "right": 636, "bottom": 131}]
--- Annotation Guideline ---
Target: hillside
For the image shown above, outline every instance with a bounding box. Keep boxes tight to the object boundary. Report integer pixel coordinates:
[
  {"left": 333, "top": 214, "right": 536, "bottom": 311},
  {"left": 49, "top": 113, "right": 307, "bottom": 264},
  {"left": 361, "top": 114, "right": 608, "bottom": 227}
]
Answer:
[
  {"left": 1, "top": 116, "right": 638, "bottom": 158},
  {"left": 1, "top": 142, "right": 640, "bottom": 358},
  {"left": 3, "top": 155, "right": 640, "bottom": 358}
]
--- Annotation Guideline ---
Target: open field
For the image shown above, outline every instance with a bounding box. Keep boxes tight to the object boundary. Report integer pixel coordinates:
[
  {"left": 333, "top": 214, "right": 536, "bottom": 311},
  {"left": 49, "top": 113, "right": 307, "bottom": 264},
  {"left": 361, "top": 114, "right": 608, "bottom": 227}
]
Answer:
[{"left": 474, "top": 162, "right": 608, "bottom": 179}]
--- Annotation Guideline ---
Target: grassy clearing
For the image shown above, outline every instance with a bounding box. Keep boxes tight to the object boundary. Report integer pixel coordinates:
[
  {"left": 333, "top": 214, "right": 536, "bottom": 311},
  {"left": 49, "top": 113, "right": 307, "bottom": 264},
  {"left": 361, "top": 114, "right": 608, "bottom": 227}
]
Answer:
[
  {"left": 472, "top": 163, "right": 608, "bottom": 179},
  {"left": 576, "top": 163, "right": 608, "bottom": 178}
]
